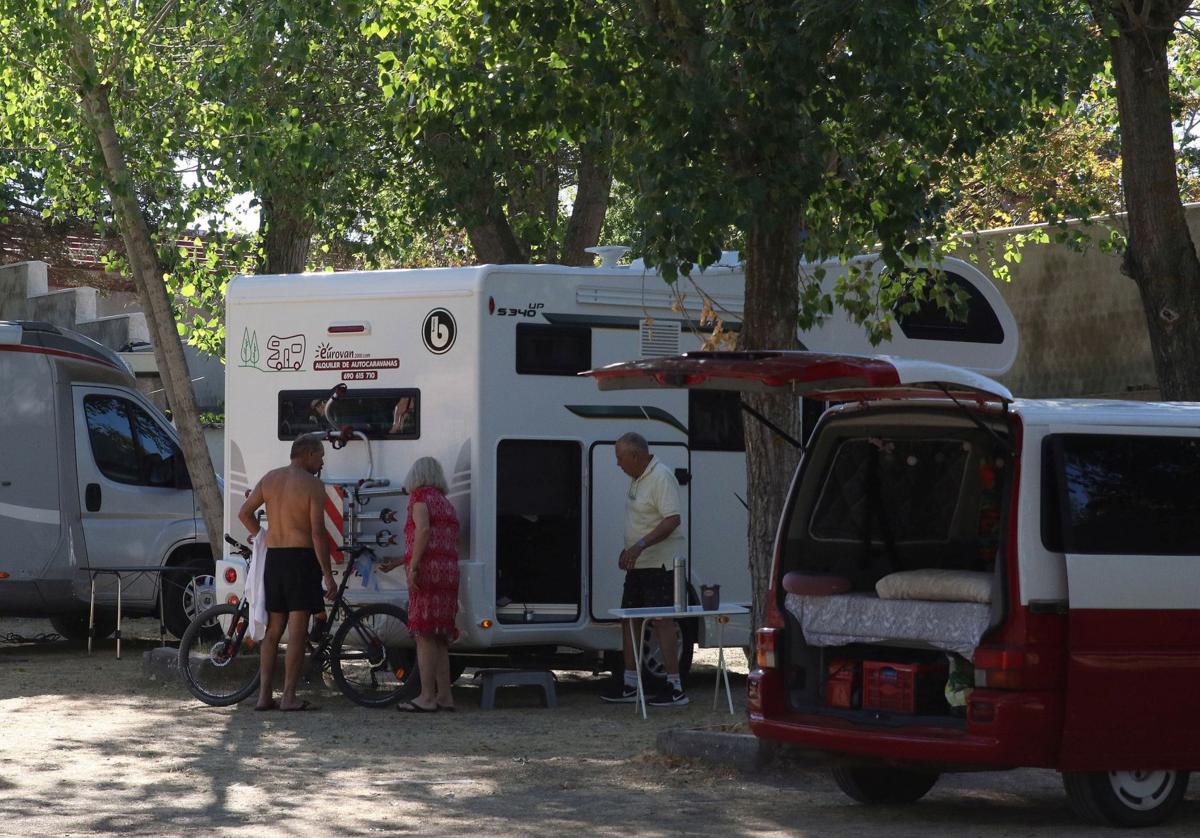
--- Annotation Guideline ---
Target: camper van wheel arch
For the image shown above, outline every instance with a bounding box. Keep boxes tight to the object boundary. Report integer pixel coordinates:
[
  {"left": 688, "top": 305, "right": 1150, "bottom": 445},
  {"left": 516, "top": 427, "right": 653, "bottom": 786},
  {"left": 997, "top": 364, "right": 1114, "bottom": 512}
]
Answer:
[
  {"left": 640, "top": 618, "right": 697, "bottom": 685},
  {"left": 50, "top": 611, "right": 116, "bottom": 643},
  {"left": 1063, "top": 769, "right": 1190, "bottom": 828},
  {"left": 161, "top": 550, "right": 216, "bottom": 639}
]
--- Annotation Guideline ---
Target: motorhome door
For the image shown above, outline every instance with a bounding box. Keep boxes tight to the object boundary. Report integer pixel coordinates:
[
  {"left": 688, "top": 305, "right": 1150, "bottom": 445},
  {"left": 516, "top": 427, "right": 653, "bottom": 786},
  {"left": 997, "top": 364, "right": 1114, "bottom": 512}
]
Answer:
[
  {"left": 72, "top": 386, "right": 196, "bottom": 604},
  {"left": 589, "top": 442, "right": 690, "bottom": 621}
]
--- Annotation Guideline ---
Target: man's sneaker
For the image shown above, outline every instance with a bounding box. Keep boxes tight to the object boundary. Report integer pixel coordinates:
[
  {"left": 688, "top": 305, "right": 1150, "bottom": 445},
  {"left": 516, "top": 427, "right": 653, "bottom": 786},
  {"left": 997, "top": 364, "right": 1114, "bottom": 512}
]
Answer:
[
  {"left": 648, "top": 685, "right": 690, "bottom": 707},
  {"left": 600, "top": 683, "right": 639, "bottom": 703}
]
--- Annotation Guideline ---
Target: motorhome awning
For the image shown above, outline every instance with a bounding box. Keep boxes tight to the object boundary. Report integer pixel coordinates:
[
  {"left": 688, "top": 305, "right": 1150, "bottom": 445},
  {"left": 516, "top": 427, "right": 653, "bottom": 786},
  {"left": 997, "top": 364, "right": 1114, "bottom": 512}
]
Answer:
[{"left": 584, "top": 351, "right": 1012, "bottom": 404}]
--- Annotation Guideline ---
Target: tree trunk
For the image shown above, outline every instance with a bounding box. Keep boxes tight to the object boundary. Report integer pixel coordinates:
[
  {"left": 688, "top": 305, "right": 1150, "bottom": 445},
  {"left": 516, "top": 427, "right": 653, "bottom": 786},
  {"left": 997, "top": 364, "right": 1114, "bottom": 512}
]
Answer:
[
  {"left": 67, "top": 20, "right": 223, "bottom": 563},
  {"left": 562, "top": 136, "right": 614, "bottom": 266},
  {"left": 1106, "top": 2, "right": 1200, "bottom": 399},
  {"left": 259, "top": 179, "right": 315, "bottom": 274},
  {"left": 737, "top": 205, "right": 805, "bottom": 637},
  {"left": 463, "top": 176, "right": 526, "bottom": 264}
]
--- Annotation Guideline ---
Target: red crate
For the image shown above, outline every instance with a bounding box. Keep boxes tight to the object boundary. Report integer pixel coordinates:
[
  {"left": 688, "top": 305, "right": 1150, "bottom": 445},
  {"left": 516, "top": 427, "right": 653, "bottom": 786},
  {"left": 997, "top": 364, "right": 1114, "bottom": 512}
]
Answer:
[
  {"left": 825, "top": 659, "right": 859, "bottom": 708},
  {"left": 861, "top": 660, "right": 948, "bottom": 714}
]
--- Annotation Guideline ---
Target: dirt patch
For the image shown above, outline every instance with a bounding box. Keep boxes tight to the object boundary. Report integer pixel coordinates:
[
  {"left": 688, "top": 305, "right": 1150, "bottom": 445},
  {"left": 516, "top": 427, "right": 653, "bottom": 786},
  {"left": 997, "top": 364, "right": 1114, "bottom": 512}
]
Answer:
[{"left": 2, "top": 616, "right": 1198, "bottom": 836}]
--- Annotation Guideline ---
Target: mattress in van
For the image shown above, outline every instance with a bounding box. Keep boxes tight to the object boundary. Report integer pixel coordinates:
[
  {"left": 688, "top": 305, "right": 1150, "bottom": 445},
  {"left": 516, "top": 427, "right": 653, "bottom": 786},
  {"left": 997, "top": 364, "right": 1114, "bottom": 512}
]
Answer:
[{"left": 783, "top": 592, "right": 990, "bottom": 660}]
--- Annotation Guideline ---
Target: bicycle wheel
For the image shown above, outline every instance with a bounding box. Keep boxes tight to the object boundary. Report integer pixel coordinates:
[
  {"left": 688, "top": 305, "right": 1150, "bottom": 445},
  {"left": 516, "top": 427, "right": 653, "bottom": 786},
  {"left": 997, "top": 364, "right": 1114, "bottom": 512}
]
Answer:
[
  {"left": 330, "top": 603, "right": 417, "bottom": 707},
  {"left": 178, "top": 602, "right": 261, "bottom": 706}
]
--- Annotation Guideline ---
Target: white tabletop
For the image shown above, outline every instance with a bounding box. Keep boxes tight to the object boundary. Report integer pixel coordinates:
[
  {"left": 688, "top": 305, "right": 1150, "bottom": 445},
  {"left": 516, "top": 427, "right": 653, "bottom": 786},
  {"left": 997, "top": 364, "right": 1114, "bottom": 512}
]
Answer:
[{"left": 608, "top": 604, "right": 749, "bottom": 620}]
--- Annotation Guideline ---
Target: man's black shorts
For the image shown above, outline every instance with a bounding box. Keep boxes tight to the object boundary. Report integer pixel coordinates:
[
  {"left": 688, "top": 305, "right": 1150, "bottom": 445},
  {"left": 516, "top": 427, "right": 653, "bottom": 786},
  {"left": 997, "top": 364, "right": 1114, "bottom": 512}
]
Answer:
[
  {"left": 264, "top": 547, "right": 325, "bottom": 614},
  {"left": 621, "top": 567, "right": 673, "bottom": 609}
]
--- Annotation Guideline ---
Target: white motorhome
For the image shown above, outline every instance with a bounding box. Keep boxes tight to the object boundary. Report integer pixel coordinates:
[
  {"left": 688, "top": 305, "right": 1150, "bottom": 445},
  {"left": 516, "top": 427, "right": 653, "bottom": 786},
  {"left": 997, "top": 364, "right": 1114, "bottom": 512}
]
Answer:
[
  {"left": 0, "top": 320, "right": 214, "bottom": 639},
  {"left": 217, "top": 254, "right": 1017, "bottom": 676}
]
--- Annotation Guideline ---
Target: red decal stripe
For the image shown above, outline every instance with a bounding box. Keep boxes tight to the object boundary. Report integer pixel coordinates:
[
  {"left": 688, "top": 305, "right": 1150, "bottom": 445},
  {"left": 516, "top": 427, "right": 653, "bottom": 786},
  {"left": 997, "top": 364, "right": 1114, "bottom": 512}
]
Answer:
[{"left": 0, "top": 342, "right": 121, "bottom": 371}]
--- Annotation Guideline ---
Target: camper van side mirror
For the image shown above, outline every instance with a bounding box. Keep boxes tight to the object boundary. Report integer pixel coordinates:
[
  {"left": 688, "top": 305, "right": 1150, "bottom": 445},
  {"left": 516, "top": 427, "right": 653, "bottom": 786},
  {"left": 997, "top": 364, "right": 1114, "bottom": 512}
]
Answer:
[{"left": 174, "top": 454, "right": 192, "bottom": 490}]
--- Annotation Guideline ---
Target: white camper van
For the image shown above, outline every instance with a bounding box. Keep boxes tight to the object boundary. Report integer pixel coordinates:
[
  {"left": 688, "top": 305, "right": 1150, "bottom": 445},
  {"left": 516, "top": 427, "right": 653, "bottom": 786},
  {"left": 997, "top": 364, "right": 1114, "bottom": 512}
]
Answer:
[
  {"left": 217, "top": 255, "right": 1017, "bottom": 676},
  {"left": 0, "top": 321, "right": 214, "bottom": 639}
]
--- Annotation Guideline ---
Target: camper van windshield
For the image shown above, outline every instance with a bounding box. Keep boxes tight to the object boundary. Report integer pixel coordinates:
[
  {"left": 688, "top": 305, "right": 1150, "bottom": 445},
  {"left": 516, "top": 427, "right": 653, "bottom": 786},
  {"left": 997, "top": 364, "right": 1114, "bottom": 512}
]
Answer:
[{"left": 277, "top": 388, "right": 420, "bottom": 440}]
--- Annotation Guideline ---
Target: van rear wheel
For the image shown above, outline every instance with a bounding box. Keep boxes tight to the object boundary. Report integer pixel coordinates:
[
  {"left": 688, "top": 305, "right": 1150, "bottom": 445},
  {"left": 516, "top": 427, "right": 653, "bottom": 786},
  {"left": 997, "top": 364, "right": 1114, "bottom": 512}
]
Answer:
[
  {"left": 832, "top": 765, "right": 940, "bottom": 805},
  {"left": 1063, "top": 769, "right": 1189, "bottom": 827}
]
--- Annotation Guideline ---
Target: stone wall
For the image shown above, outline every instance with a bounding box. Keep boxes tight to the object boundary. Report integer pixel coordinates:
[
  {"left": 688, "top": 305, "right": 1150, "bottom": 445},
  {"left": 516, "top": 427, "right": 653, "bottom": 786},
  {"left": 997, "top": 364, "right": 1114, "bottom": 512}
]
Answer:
[{"left": 959, "top": 205, "right": 1200, "bottom": 399}]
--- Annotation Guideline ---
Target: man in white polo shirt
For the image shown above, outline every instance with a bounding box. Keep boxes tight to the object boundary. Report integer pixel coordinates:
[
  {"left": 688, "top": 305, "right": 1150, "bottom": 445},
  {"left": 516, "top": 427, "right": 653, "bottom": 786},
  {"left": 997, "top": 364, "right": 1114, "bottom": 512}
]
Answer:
[{"left": 601, "top": 431, "right": 689, "bottom": 707}]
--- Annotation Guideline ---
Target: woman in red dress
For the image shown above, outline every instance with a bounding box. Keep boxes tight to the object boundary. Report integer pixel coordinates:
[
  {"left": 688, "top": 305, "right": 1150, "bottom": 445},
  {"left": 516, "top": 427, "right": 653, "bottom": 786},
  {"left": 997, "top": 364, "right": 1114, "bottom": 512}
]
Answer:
[{"left": 385, "top": 456, "right": 460, "bottom": 712}]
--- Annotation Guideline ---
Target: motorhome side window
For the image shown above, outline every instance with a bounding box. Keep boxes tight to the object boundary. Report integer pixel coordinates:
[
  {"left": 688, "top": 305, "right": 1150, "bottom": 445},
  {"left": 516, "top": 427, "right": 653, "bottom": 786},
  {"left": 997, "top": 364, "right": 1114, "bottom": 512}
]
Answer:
[
  {"left": 277, "top": 389, "right": 420, "bottom": 440},
  {"left": 83, "top": 395, "right": 180, "bottom": 487},
  {"left": 515, "top": 323, "right": 591, "bottom": 375},
  {"left": 891, "top": 269, "right": 1005, "bottom": 344},
  {"left": 1046, "top": 433, "right": 1200, "bottom": 555}
]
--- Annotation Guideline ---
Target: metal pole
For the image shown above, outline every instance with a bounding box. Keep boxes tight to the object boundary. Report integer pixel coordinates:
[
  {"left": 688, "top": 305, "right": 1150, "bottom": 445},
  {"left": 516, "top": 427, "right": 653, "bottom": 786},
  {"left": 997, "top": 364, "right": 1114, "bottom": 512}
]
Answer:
[
  {"left": 719, "top": 615, "right": 733, "bottom": 714},
  {"left": 87, "top": 574, "right": 96, "bottom": 655},
  {"left": 115, "top": 575, "right": 122, "bottom": 660}
]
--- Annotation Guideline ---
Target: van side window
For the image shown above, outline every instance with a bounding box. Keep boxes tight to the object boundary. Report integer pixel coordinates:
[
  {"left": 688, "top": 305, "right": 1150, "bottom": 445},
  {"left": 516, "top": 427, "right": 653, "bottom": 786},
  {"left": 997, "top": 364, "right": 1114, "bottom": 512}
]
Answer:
[
  {"left": 688, "top": 391, "right": 745, "bottom": 452},
  {"left": 515, "top": 324, "right": 591, "bottom": 375},
  {"left": 277, "top": 389, "right": 420, "bottom": 440},
  {"left": 1051, "top": 433, "right": 1200, "bottom": 555},
  {"left": 84, "top": 395, "right": 181, "bottom": 487}
]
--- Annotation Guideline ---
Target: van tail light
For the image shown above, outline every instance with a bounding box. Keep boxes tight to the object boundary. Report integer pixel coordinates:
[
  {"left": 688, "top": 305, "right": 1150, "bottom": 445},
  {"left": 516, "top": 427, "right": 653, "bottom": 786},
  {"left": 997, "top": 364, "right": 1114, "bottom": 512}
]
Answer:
[
  {"left": 764, "top": 535, "right": 786, "bottom": 628},
  {"left": 224, "top": 567, "right": 238, "bottom": 585},
  {"left": 756, "top": 627, "right": 779, "bottom": 670},
  {"left": 974, "top": 647, "right": 1029, "bottom": 689}
]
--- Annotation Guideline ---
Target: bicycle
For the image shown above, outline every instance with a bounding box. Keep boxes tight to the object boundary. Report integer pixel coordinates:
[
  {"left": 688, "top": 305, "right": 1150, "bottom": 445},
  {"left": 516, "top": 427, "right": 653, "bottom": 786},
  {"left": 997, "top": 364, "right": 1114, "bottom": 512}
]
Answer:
[{"left": 177, "top": 536, "right": 418, "bottom": 708}]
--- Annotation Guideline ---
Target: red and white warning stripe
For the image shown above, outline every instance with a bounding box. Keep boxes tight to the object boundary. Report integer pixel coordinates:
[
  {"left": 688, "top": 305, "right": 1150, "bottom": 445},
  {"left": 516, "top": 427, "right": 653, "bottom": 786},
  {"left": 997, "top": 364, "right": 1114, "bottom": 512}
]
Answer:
[{"left": 324, "top": 484, "right": 346, "bottom": 565}]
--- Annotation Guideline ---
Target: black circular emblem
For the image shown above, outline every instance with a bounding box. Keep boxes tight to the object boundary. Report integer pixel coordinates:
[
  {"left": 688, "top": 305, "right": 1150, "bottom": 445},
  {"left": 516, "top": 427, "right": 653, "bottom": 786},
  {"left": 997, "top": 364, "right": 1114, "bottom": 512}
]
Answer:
[{"left": 422, "top": 308, "right": 457, "bottom": 354}]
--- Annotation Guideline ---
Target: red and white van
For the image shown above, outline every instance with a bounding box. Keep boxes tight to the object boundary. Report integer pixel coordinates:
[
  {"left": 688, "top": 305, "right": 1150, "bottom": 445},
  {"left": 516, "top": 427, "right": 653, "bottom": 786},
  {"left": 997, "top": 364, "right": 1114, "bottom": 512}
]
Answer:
[{"left": 589, "top": 350, "right": 1200, "bottom": 827}]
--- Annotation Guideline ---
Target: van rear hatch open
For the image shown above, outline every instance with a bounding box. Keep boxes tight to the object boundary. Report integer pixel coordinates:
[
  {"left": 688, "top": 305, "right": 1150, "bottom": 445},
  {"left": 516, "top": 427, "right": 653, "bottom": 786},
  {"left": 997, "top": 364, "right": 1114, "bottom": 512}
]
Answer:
[
  {"left": 587, "top": 351, "right": 1015, "bottom": 728},
  {"left": 586, "top": 350, "right": 1012, "bottom": 404}
]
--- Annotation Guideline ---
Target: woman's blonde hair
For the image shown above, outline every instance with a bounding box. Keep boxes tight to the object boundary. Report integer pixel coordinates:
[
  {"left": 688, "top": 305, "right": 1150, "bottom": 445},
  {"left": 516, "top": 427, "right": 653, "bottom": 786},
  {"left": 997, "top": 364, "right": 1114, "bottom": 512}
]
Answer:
[{"left": 405, "top": 456, "right": 448, "bottom": 494}]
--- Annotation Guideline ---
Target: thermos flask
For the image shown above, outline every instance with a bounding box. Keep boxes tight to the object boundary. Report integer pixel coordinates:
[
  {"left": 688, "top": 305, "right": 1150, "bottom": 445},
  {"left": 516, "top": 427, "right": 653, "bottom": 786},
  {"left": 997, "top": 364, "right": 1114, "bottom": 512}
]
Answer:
[{"left": 673, "top": 556, "right": 687, "bottom": 611}]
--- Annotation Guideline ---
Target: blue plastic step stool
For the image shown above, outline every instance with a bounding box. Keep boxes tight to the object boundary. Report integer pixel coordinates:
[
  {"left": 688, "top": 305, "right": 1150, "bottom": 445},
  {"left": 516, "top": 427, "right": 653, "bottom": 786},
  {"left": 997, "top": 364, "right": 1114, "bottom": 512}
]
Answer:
[{"left": 474, "top": 668, "right": 558, "bottom": 710}]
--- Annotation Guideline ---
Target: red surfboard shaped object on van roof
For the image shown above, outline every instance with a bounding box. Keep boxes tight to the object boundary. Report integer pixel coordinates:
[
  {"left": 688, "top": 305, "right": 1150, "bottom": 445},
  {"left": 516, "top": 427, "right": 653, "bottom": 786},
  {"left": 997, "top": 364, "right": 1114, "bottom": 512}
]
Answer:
[{"left": 584, "top": 350, "right": 1013, "bottom": 404}]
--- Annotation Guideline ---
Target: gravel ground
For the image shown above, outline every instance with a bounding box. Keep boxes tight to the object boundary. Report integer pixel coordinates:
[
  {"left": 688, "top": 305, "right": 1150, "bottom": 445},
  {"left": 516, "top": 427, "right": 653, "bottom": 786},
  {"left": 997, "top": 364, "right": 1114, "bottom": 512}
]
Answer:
[{"left": 1, "top": 616, "right": 1197, "bottom": 836}]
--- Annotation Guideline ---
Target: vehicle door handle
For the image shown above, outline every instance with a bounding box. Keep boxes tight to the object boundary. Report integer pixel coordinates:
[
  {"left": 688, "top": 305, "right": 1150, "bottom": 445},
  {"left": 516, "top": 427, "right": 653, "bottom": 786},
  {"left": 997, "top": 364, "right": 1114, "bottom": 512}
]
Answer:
[
  {"left": 674, "top": 468, "right": 691, "bottom": 486},
  {"left": 85, "top": 483, "right": 101, "bottom": 512}
]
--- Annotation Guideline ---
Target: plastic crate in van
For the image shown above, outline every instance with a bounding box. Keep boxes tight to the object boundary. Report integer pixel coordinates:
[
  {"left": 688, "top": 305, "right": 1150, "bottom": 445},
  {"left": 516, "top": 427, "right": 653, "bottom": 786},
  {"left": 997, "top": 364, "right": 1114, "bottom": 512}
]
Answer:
[
  {"left": 861, "top": 660, "right": 948, "bottom": 714},
  {"left": 825, "top": 659, "right": 860, "bottom": 708}
]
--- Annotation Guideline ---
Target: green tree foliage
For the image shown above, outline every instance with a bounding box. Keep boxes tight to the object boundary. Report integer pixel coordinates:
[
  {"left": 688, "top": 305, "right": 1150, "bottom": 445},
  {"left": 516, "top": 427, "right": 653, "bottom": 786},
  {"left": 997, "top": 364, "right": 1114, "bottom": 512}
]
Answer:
[
  {"left": 611, "top": 1, "right": 1104, "bottom": 627},
  {"left": 369, "top": 0, "right": 626, "bottom": 264},
  {"left": 0, "top": 0, "right": 236, "bottom": 555}
]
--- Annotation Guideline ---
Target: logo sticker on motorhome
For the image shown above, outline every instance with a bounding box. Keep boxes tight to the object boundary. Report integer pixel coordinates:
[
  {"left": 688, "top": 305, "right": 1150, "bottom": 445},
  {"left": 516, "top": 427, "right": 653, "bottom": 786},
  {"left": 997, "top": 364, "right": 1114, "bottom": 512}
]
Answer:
[
  {"left": 423, "top": 308, "right": 457, "bottom": 354},
  {"left": 239, "top": 328, "right": 306, "bottom": 372},
  {"left": 266, "top": 333, "right": 307, "bottom": 370},
  {"left": 313, "top": 342, "right": 398, "bottom": 374}
]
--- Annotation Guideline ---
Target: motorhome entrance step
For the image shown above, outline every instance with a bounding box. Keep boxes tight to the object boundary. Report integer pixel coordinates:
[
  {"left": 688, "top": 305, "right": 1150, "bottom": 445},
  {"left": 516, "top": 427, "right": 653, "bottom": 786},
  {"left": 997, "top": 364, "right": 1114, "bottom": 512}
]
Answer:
[{"left": 473, "top": 668, "right": 557, "bottom": 710}]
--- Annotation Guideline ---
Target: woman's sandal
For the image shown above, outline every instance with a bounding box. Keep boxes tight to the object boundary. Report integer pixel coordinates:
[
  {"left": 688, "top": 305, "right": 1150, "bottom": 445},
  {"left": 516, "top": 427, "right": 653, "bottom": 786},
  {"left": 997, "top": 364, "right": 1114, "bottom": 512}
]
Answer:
[{"left": 397, "top": 700, "right": 438, "bottom": 713}]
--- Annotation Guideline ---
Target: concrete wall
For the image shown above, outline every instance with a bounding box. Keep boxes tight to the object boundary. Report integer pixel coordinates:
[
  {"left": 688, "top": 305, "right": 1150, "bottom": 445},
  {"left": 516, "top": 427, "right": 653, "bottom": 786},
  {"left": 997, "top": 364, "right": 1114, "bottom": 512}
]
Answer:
[
  {"left": 958, "top": 205, "right": 1200, "bottom": 399},
  {"left": 1, "top": 260, "right": 223, "bottom": 410}
]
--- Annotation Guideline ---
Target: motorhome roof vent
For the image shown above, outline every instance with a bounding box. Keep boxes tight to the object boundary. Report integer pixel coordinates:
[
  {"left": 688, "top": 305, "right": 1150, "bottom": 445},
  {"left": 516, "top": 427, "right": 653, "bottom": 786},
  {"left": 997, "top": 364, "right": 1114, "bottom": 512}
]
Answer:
[
  {"left": 584, "top": 245, "right": 630, "bottom": 268},
  {"left": 640, "top": 319, "right": 681, "bottom": 358}
]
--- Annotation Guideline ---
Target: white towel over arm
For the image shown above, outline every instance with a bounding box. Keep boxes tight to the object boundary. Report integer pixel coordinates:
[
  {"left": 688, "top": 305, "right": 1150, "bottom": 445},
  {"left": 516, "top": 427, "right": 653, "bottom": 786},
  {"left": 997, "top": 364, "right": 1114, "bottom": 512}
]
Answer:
[{"left": 246, "top": 527, "right": 269, "bottom": 642}]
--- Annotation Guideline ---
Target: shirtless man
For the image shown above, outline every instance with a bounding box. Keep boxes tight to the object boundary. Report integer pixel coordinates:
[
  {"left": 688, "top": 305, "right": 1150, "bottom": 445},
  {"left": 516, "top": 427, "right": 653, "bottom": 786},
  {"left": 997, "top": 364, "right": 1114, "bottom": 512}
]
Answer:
[{"left": 238, "top": 435, "right": 336, "bottom": 711}]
